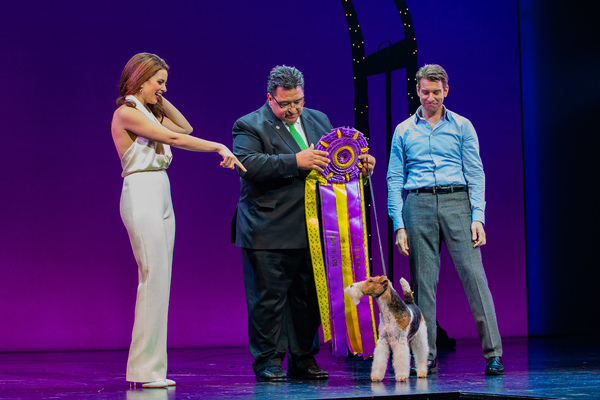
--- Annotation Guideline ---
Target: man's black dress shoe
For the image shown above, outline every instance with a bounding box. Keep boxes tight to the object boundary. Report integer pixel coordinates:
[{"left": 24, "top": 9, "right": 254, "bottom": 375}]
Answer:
[
  {"left": 255, "top": 366, "right": 286, "bottom": 382},
  {"left": 485, "top": 356, "right": 505, "bottom": 375},
  {"left": 287, "top": 365, "right": 329, "bottom": 380},
  {"left": 409, "top": 358, "right": 438, "bottom": 376}
]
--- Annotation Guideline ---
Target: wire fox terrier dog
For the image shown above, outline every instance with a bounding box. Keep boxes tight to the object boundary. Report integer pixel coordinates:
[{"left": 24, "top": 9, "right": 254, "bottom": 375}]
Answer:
[{"left": 345, "top": 276, "right": 428, "bottom": 381}]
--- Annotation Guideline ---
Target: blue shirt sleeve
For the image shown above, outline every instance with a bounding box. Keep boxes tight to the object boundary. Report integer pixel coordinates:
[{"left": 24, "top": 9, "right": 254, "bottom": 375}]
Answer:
[
  {"left": 387, "top": 124, "right": 407, "bottom": 231},
  {"left": 460, "top": 118, "right": 486, "bottom": 224}
]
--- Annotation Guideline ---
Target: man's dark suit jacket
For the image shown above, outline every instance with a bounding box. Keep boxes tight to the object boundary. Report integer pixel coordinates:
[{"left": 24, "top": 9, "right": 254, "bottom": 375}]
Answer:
[{"left": 232, "top": 101, "right": 333, "bottom": 249}]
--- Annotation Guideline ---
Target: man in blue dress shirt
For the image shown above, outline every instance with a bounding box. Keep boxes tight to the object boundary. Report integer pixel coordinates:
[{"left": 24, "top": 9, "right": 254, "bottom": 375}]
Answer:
[{"left": 387, "top": 64, "right": 504, "bottom": 376}]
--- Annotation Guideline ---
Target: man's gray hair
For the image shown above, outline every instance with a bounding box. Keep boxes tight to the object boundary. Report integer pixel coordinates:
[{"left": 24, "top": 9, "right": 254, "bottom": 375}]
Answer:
[
  {"left": 416, "top": 64, "right": 449, "bottom": 88},
  {"left": 267, "top": 65, "right": 304, "bottom": 95}
]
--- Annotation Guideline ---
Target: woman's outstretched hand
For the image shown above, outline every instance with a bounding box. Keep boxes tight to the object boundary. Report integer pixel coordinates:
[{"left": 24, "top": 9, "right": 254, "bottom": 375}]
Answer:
[{"left": 219, "top": 145, "right": 246, "bottom": 172}]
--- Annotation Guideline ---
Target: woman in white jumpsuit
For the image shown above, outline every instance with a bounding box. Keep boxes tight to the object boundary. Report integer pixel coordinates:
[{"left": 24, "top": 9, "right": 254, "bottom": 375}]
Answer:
[{"left": 110, "top": 53, "right": 245, "bottom": 388}]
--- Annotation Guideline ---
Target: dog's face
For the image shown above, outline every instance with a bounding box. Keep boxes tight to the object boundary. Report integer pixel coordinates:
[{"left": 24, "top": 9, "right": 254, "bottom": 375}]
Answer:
[{"left": 344, "top": 276, "right": 389, "bottom": 305}]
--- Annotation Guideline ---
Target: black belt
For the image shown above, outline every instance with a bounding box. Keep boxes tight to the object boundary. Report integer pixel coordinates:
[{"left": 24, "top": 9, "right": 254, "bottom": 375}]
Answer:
[{"left": 409, "top": 185, "right": 467, "bottom": 194}]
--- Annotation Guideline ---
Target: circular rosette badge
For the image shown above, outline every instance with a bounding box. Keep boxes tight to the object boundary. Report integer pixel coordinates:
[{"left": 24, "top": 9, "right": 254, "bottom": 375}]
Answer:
[{"left": 315, "top": 126, "right": 369, "bottom": 183}]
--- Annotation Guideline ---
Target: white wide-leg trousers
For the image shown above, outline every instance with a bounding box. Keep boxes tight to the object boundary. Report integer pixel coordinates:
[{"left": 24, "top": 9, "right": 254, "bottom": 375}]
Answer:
[{"left": 120, "top": 170, "right": 175, "bottom": 383}]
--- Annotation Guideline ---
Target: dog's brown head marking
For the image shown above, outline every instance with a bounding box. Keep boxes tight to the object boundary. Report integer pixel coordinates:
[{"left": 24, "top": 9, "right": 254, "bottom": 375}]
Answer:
[{"left": 364, "top": 276, "right": 389, "bottom": 298}]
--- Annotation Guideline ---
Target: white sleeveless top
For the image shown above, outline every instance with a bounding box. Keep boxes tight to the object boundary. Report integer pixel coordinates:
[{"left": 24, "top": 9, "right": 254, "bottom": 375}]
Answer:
[{"left": 120, "top": 95, "right": 173, "bottom": 177}]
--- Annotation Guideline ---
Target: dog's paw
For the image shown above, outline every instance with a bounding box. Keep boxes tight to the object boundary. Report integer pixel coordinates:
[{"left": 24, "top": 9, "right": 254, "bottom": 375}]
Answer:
[
  {"left": 370, "top": 374, "right": 383, "bottom": 382},
  {"left": 416, "top": 367, "right": 428, "bottom": 378},
  {"left": 395, "top": 374, "right": 409, "bottom": 382}
]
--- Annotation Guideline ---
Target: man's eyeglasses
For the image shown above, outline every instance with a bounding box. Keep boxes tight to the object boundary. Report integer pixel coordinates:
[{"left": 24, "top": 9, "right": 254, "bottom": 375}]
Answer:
[{"left": 271, "top": 95, "right": 305, "bottom": 110}]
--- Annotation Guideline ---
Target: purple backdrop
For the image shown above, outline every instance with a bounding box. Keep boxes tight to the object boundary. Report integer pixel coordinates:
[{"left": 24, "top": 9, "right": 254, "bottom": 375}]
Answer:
[{"left": 0, "top": 0, "right": 525, "bottom": 352}]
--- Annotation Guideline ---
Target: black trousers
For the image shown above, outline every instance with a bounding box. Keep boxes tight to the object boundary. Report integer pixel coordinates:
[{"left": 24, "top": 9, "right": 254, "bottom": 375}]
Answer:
[{"left": 242, "top": 247, "right": 321, "bottom": 373}]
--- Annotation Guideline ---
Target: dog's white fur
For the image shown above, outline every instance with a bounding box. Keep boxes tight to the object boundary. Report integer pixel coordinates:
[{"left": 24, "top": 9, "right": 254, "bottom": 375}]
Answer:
[{"left": 345, "top": 276, "right": 428, "bottom": 382}]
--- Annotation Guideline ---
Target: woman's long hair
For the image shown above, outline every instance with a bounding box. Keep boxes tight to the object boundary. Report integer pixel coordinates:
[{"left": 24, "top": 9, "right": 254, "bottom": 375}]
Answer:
[{"left": 116, "top": 53, "right": 169, "bottom": 121}]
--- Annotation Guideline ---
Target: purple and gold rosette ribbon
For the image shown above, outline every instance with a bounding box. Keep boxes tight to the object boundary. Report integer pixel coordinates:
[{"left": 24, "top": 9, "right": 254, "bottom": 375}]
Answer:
[{"left": 305, "top": 127, "right": 377, "bottom": 358}]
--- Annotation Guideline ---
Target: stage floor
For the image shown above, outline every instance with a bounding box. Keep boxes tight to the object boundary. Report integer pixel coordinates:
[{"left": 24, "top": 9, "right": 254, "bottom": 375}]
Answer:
[{"left": 0, "top": 336, "right": 598, "bottom": 399}]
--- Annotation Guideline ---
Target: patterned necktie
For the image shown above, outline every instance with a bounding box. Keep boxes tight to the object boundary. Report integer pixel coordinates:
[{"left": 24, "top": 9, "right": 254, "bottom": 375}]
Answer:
[{"left": 287, "top": 123, "right": 307, "bottom": 150}]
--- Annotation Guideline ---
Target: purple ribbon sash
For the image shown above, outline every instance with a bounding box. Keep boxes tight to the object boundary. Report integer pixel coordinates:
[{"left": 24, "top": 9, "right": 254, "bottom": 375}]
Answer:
[
  {"left": 307, "top": 126, "right": 376, "bottom": 358},
  {"left": 346, "top": 178, "right": 375, "bottom": 356},
  {"left": 319, "top": 184, "right": 348, "bottom": 357}
]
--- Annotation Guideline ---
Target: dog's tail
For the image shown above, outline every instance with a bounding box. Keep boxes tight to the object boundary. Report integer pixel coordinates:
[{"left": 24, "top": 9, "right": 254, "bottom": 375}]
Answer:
[{"left": 400, "top": 278, "right": 415, "bottom": 304}]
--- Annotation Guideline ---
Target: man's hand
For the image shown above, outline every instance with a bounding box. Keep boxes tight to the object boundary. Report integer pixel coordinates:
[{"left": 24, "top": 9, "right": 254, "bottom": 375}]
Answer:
[
  {"left": 359, "top": 154, "right": 375, "bottom": 176},
  {"left": 471, "top": 221, "right": 486, "bottom": 248},
  {"left": 296, "top": 144, "right": 329, "bottom": 173},
  {"left": 395, "top": 228, "right": 409, "bottom": 256}
]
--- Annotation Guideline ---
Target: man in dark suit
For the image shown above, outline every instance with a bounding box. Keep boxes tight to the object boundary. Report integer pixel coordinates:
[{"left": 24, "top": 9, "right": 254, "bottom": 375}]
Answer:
[{"left": 232, "top": 65, "right": 374, "bottom": 382}]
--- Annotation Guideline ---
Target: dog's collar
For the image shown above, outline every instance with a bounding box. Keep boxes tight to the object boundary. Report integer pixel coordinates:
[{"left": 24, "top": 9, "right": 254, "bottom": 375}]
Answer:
[{"left": 375, "top": 286, "right": 388, "bottom": 298}]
